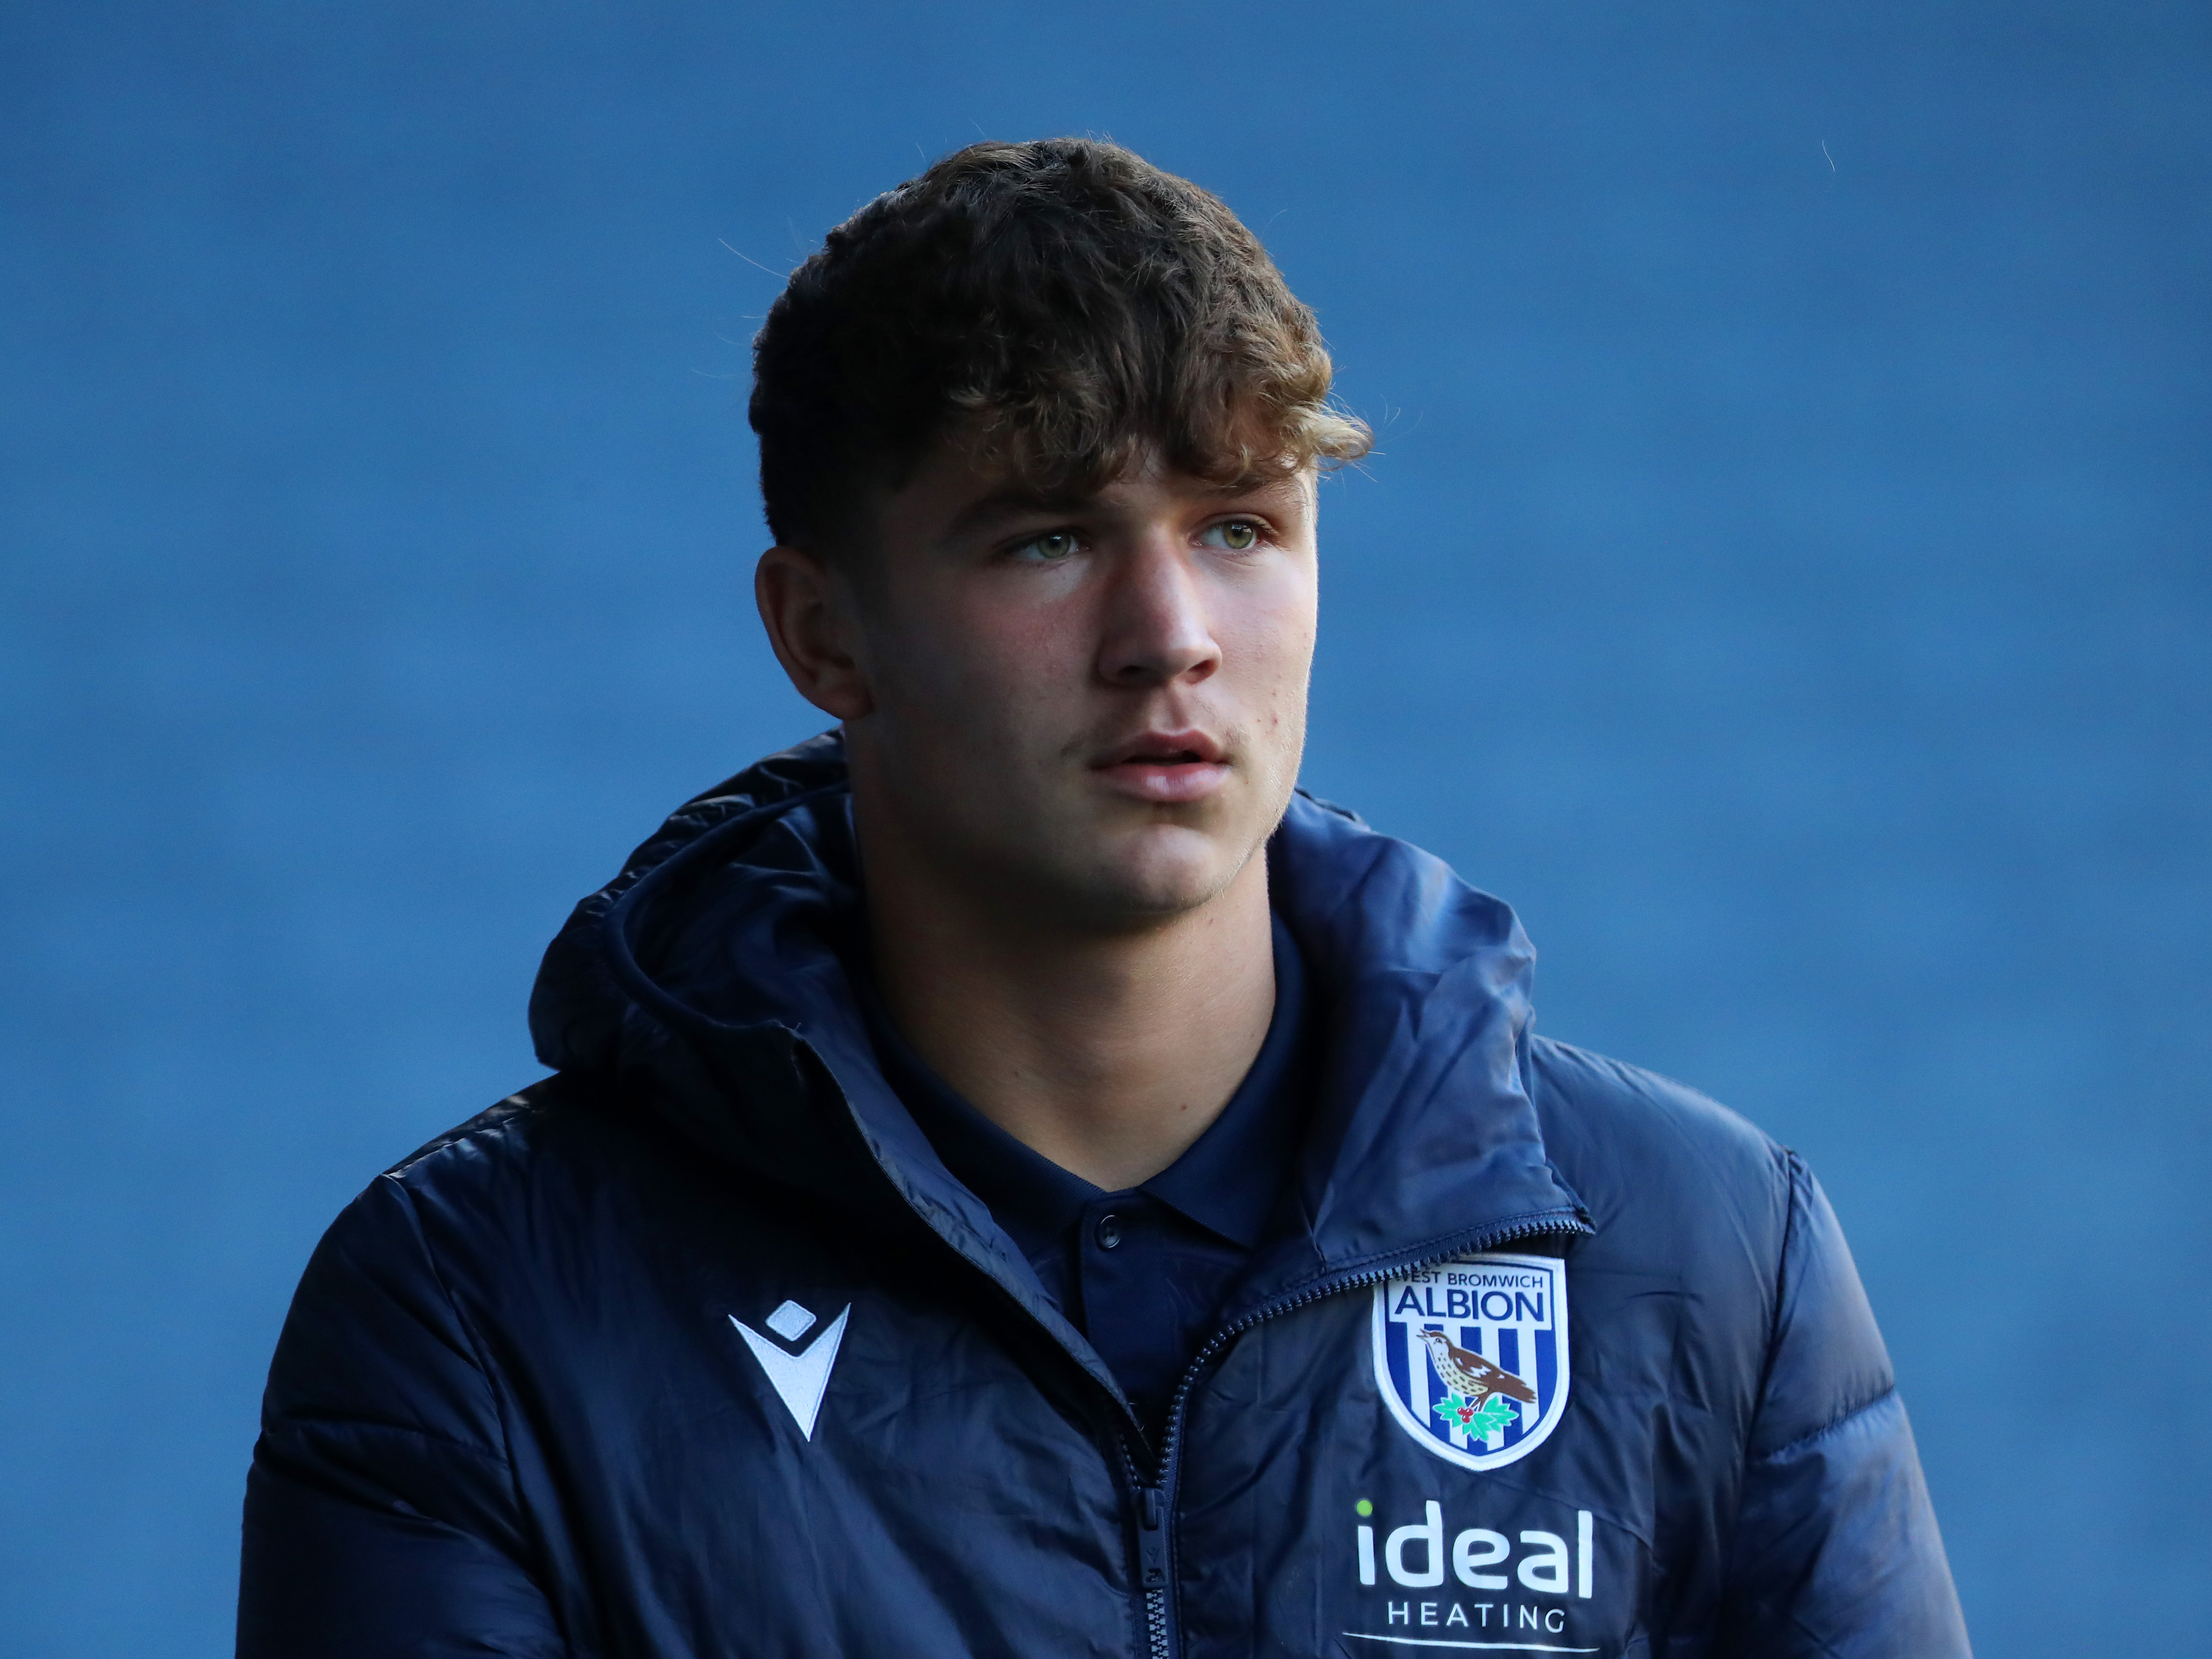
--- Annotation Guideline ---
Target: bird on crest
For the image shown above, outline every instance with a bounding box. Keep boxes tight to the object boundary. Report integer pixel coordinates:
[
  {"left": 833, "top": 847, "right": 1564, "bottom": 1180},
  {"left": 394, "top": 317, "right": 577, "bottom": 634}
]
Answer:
[{"left": 1418, "top": 1327, "right": 1537, "bottom": 1405}]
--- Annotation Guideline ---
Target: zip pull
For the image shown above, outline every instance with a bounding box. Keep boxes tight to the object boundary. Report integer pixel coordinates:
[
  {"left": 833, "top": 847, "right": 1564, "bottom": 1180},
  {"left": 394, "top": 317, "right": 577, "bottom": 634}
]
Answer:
[{"left": 1136, "top": 1484, "right": 1169, "bottom": 1588}]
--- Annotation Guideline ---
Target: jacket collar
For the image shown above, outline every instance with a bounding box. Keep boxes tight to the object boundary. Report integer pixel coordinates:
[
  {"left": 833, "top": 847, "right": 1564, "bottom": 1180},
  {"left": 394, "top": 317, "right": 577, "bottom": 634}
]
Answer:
[{"left": 531, "top": 734, "right": 1586, "bottom": 1344}]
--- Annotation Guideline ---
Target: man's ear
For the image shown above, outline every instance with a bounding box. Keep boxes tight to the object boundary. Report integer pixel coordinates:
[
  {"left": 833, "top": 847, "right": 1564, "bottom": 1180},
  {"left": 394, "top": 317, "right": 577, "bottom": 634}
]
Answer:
[{"left": 754, "top": 545, "right": 875, "bottom": 720}]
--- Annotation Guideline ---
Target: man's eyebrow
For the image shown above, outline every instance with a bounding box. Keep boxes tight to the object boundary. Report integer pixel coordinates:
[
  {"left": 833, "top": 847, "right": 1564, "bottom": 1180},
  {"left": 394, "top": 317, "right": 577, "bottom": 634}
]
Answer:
[
  {"left": 941, "top": 487, "right": 1096, "bottom": 541},
  {"left": 1217, "top": 470, "right": 1307, "bottom": 498},
  {"left": 941, "top": 470, "right": 1307, "bottom": 542}
]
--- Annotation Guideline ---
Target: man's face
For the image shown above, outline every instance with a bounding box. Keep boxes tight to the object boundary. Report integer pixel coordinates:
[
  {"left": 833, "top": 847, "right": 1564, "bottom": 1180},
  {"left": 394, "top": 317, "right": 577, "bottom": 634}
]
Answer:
[{"left": 796, "top": 443, "right": 1319, "bottom": 930}]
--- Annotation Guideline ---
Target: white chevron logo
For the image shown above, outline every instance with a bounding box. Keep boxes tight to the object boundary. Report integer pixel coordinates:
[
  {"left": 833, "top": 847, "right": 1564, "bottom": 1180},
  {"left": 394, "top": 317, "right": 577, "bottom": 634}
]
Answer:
[{"left": 731, "top": 1299, "right": 850, "bottom": 1441}]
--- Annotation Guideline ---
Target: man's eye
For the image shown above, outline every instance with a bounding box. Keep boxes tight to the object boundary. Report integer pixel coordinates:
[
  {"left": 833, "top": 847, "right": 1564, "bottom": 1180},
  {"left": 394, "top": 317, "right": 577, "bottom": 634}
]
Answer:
[
  {"left": 1010, "top": 530, "right": 1080, "bottom": 563},
  {"left": 1202, "top": 520, "right": 1261, "bottom": 551}
]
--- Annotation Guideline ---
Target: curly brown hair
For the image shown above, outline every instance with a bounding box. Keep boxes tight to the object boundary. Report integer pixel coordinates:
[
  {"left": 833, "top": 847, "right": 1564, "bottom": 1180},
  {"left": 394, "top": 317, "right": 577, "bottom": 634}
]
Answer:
[{"left": 750, "top": 138, "right": 1371, "bottom": 552}]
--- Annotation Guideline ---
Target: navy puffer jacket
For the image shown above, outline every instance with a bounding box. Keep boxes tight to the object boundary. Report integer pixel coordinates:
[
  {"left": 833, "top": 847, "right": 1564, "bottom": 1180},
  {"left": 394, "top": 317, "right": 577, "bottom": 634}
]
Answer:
[{"left": 237, "top": 735, "right": 1969, "bottom": 1658}]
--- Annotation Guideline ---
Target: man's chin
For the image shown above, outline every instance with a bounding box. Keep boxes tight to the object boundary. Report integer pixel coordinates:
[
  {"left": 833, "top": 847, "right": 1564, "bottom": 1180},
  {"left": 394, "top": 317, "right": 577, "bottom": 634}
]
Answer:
[{"left": 1051, "top": 825, "right": 1258, "bottom": 927}]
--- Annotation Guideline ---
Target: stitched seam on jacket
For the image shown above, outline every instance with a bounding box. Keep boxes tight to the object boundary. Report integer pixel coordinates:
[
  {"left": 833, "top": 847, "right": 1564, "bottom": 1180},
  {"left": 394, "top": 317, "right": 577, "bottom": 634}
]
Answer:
[
  {"left": 1765, "top": 1150, "right": 1806, "bottom": 1400},
  {"left": 1749, "top": 1383, "right": 1901, "bottom": 1466},
  {"left": 382, "top": 1115, "right": 620, "bottom": 1659},
  {"left": 1782, "top": 1612, "right": 1852, "bottom": 1659},
  {"left": 262, "top": 1412, "right": 513, "bottom": 1468},
  {"left": 382, "top": 1176, "right": 533, "bottom": 1527},
  {"left": 1735, "top": 1144, "right": 1805, "bottom": 1470},
  {"left": 1711, "top": 1144, "right": 1809, "bottom": 1615}
]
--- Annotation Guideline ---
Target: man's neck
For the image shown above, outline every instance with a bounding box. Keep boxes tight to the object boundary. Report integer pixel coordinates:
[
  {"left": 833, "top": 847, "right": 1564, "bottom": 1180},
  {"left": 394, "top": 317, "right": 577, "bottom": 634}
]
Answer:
[{"left": 860, "top": 835, "right": 1277, "bottom": 1193}]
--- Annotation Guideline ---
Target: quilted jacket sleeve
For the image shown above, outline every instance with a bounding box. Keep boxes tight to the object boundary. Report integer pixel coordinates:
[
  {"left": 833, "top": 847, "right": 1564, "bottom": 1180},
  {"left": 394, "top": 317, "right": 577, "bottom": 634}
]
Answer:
[
  {"left": 1715, "top": 1153, "right": 1971, "bottom": 1657},
  {"left": 237, "top": 1174, "right": 571, "bottom": 1659}
]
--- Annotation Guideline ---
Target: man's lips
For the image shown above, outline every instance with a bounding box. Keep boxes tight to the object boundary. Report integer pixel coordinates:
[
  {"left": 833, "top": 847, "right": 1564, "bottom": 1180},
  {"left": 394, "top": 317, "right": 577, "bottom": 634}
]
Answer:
[{"left": 1092, "top": 730, "right": 1231, "bottom": 804}]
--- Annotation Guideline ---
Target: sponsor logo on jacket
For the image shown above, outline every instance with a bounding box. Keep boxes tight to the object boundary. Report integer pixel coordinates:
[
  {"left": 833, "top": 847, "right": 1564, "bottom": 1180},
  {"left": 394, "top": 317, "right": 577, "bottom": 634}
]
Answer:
[{"left": 1345, "top": 1499, "right": 1601, "bottom": 1653}]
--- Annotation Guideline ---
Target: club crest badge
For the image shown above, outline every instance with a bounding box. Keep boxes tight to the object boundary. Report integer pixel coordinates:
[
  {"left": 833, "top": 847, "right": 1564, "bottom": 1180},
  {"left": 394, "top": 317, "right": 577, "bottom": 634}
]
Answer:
[{"left": 1372, "top": 1251, "right": 1570, "bottom": 1472}]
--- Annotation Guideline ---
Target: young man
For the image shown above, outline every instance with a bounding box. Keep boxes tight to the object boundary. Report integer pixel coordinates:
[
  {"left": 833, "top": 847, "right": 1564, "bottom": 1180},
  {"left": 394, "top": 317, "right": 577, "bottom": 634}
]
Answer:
[{"left": 238, "top": 140, "right": 1970, "bottom": 1658}]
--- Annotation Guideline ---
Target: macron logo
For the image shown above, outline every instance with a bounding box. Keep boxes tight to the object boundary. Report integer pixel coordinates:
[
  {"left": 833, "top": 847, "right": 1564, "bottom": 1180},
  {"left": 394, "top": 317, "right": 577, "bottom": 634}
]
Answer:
[{"left": 731, "top": 1299, "right": 850, "bottom": 1442}]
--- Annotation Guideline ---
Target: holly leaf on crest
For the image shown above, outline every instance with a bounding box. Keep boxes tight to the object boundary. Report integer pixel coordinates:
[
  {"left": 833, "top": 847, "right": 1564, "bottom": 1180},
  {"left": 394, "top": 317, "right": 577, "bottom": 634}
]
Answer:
[{"left": 1435, "top": 1393, "right": 1516, "bottom": 1441}]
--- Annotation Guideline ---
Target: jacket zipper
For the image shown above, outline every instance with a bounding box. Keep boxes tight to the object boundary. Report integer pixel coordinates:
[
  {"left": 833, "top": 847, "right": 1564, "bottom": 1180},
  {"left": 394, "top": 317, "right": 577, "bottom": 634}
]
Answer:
[
  {"left": 1123, "top": 1212, "right": 1587, "bottom": 1659},
  {"left": 823, "top": 1053, "right": 1579, "bottom": 1659}
]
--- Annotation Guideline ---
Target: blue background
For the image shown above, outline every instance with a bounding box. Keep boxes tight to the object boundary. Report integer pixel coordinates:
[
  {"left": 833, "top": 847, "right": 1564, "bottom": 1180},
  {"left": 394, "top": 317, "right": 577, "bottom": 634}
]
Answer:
[{"left": 4, "top": 2, "right": 2206, "bottom": 1652}]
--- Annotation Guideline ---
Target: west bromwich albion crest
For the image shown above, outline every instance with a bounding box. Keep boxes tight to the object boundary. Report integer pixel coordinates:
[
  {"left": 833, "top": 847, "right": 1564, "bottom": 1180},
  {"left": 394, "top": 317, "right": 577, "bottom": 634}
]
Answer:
[{"left": 1372, "top": 1251, "right": 1570, "bottom": 1472}]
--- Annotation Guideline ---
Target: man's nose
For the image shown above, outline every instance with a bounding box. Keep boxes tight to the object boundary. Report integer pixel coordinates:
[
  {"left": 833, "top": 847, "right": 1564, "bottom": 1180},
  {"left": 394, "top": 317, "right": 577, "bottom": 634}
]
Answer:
[{"left": 1095, "top": 535, "right": 1222, "bottom": 689}]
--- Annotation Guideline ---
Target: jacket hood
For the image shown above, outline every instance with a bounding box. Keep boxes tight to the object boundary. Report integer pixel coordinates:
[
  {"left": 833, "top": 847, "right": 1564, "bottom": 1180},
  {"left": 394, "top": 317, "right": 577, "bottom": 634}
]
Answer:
[{"left": 530, "top": 734, "right": 1585, "bottom": 1349}]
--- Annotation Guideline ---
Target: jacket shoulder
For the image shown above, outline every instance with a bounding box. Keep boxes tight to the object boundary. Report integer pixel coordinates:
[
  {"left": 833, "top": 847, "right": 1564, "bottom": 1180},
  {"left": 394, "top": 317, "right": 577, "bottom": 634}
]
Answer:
[
  {"left": 1531, "top": 1035, "right": 1790, "bottom": 1205},
  {"left": 1528, "top": 1034, "right": 1795, "bottom": 1341},
  {"left": 1530, "top": 1036, "right": 1899, "bottom": 1438},
  {"left": 336, "top": 1071, "right": 662, "bottom": 1307},
  {"left": 378, "top": 1071, "right": 601, "bottom": 1195}
]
